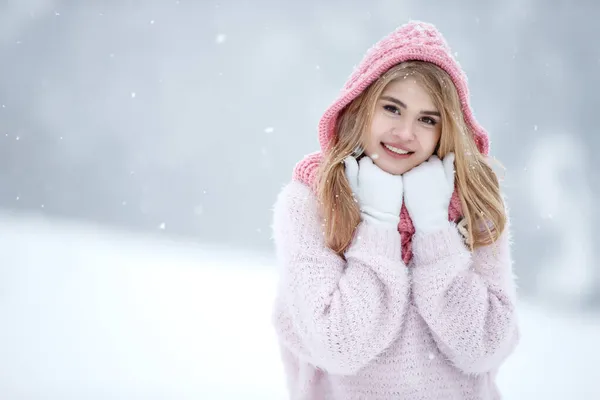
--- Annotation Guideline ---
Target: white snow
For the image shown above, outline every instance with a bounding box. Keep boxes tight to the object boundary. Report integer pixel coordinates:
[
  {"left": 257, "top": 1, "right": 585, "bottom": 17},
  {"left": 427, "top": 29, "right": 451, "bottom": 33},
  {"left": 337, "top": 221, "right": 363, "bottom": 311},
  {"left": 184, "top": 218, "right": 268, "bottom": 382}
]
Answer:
[
  {"left": 497, "top": 302, "right": 600, "bottom": 399},
  {"left": 0, "top": 213, "right": 597, "bottom": 399}
]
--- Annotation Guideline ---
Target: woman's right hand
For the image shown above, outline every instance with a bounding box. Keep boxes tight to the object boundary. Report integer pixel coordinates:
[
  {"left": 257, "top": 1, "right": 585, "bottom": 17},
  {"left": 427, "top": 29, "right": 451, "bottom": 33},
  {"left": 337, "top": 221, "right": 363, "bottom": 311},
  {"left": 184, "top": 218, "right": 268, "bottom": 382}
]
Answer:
[{"left": 344, "top": 156, "right": 404, "bottom": 226}]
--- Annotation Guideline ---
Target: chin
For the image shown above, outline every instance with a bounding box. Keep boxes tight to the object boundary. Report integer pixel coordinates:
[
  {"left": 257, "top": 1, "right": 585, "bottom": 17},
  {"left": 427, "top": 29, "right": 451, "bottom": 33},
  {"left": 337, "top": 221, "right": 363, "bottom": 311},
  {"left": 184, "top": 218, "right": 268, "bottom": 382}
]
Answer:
[
  {"left": 368, "top": 146, "right": 424, "bottom": 175},
  {"left": 372, "top": 158, "right": 413, "bottom": 175}
]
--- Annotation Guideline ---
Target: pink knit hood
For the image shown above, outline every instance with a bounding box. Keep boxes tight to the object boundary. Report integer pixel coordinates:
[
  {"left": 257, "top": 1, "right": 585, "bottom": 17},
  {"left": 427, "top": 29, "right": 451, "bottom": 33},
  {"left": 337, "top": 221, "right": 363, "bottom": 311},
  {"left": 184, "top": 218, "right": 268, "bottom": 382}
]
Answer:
[{"left": 293, "top": 20, "right": 490, "bottom": 263}]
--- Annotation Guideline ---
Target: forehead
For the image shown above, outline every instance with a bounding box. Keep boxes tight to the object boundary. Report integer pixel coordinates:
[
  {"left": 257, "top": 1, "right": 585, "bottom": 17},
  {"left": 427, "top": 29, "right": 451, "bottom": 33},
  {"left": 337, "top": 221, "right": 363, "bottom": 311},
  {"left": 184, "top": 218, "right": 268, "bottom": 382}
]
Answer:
[{"left": 381, "top": 78, "right": 435, "bottom": 107}]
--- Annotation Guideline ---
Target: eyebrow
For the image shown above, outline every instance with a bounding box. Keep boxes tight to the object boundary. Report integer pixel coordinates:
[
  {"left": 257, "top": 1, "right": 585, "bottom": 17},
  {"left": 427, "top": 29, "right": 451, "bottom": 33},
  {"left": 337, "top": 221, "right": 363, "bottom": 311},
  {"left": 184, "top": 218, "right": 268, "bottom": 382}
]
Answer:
[{"left": 380, "top": 95, "right": 441, "bottom": 117}]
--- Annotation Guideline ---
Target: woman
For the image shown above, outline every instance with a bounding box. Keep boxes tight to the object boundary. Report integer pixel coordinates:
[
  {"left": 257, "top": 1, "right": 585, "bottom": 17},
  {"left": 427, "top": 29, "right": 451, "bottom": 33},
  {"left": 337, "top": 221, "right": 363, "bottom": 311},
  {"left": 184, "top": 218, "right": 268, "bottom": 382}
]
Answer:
[{"left": 271, "top": 20, "right": 519, "bottom": 399}]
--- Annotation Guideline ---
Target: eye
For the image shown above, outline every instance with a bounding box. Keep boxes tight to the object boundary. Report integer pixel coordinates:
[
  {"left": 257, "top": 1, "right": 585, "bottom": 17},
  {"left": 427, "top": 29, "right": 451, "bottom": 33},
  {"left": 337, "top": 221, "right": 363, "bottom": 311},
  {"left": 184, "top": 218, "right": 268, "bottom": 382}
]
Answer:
[
  {"left": 383, "top": 104, "right": 400, "bottom": 115},
  {"left": 420, "top": 116, "right": 438, "bottom": 126}
]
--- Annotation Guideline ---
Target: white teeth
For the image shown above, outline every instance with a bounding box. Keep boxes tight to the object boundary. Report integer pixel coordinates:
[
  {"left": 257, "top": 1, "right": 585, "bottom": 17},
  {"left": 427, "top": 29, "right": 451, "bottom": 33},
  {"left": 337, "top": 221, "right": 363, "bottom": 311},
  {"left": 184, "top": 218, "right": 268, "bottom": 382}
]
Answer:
[{"left": 384, "top": 144, "right": 410, "bottom": 155}]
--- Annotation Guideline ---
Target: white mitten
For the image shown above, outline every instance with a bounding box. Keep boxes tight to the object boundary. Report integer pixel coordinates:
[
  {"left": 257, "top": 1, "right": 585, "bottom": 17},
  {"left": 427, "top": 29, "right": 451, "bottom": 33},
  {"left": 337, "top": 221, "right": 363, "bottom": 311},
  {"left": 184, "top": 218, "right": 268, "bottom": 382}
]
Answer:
[
  {"left": 402, "top": 153, "right": 455, "bottom": 233},
  {"left": 344, "top": 156, "right": 404, "bottom": 226}
]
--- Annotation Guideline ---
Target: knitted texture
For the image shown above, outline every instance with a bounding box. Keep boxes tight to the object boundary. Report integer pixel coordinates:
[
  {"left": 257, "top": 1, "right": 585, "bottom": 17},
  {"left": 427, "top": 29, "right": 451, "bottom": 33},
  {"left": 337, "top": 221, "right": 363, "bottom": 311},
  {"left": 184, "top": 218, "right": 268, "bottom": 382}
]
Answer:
[
  {"left": 293, "top": 20, "right": 486, "bottom": 264},
  {"left": 318, "top": 20, "right": 489, "bottom": 154},
  {"left": 272, "top": 180, "right": 519, "bottom": 399}
]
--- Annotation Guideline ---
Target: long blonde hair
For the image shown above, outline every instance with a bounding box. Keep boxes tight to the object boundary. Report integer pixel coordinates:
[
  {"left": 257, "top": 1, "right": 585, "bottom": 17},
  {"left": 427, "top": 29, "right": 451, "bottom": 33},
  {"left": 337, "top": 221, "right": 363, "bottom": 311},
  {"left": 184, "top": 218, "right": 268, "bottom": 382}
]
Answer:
[{"left": 316, "top": 61, "right": 506, "bottom": 255}]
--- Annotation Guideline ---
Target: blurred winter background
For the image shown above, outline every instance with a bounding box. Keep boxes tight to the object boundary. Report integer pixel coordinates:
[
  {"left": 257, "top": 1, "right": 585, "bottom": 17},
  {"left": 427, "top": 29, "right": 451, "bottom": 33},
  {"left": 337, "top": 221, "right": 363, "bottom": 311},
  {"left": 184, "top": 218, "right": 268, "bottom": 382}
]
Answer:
[{"left": 0, "top": 0, "right": 598, "bottom": 398}]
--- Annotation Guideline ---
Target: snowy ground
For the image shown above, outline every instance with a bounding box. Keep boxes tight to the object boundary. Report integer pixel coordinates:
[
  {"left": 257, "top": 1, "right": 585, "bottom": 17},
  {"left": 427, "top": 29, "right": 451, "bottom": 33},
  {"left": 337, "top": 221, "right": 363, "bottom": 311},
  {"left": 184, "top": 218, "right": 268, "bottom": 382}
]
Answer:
[{"left": 0, "top": 213, "right": 598, "bottom": 399}]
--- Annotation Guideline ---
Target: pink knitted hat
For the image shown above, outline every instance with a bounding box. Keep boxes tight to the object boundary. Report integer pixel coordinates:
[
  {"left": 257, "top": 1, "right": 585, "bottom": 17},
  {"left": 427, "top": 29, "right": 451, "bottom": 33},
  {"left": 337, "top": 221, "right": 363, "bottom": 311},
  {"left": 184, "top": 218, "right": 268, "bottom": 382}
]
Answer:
[
  {"left": 319, "top": 20, "right": 489, "bottom": 155},
  {"left": 293, "top": 20, "right": 489, "bottom": 263}
]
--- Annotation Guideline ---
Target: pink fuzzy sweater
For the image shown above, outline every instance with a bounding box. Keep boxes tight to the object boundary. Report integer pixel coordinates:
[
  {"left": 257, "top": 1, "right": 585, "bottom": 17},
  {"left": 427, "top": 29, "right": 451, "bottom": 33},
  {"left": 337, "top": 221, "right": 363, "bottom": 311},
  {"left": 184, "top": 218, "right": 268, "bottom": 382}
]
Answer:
[{"left": 271, "top": 181, "right": 519, "bottom": 399}]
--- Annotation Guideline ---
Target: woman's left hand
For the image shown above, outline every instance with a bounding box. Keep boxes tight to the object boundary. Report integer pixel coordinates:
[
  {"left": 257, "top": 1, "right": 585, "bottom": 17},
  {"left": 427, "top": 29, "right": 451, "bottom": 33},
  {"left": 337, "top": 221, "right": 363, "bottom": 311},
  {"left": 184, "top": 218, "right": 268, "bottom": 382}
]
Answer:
[{"left": 403, "top": 153, "right": 455, "bottom": 234}]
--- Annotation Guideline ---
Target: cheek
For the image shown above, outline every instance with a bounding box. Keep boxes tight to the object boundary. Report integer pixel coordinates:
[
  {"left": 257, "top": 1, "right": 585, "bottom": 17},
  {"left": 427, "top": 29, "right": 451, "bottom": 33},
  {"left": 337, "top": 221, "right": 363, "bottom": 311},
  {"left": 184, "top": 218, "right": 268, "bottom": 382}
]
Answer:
[
  {"left": 368, "top": 115, "right": 389, "bottom": 140},
  {"left": 418, "top": 129, "right": 441, "bottom": 152}
]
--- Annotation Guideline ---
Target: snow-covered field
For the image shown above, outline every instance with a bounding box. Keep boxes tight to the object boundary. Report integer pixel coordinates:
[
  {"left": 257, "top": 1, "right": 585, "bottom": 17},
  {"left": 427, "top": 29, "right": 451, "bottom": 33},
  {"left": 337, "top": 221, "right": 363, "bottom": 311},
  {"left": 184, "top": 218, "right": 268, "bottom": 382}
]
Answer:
[{"left": 0, "top": 214, "right": 598, "bottom": 399}]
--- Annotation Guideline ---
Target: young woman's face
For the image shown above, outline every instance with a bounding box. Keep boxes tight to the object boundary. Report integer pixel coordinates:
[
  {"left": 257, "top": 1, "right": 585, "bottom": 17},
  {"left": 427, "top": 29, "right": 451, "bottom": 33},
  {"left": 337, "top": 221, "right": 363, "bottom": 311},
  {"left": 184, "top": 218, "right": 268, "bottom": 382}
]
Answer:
[{"left": 363, "top": 77, "right": 442, "bottom": 175}]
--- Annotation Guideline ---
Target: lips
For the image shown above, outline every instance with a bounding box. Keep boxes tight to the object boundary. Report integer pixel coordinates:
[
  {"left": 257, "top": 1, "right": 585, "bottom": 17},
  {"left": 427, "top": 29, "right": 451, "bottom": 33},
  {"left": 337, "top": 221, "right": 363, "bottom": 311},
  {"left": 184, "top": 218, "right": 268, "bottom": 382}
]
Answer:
[{"left": 382, "top": 142, "right": 413, "bottom": 155}]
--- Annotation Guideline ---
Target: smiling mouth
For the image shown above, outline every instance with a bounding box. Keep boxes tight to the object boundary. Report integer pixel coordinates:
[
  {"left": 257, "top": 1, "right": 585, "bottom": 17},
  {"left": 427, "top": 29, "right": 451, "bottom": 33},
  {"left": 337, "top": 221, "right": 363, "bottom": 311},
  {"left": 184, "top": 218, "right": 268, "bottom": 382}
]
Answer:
[{"left": 382, "top": 143, "right": 414, "bottom": 156}]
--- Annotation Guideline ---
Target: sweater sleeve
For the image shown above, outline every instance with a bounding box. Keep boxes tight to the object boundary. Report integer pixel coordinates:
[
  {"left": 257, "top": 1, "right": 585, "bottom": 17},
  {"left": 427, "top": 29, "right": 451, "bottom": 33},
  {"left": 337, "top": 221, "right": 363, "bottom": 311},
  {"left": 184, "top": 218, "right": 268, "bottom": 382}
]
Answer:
[
  {"left": 411, "top": 220, "right": 519, "bottom": 375},
  {"left": 271, "top": 181, "right": 411, "bottom": 375}
]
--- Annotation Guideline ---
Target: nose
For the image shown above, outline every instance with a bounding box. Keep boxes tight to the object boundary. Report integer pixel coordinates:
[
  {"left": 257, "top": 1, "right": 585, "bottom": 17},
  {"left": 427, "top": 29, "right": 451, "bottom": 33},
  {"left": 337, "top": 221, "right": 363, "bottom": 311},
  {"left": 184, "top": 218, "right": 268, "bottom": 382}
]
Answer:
[{"left": 390, "top": 120, "right": 415, "bottom": 141}]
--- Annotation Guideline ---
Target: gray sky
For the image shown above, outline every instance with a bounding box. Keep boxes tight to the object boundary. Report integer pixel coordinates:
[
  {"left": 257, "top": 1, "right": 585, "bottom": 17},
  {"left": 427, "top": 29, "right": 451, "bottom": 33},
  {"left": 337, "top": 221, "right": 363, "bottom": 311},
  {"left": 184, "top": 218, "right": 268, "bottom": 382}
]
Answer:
[{"left": 0, "top": 0, "right": 598, "bottom": 303}]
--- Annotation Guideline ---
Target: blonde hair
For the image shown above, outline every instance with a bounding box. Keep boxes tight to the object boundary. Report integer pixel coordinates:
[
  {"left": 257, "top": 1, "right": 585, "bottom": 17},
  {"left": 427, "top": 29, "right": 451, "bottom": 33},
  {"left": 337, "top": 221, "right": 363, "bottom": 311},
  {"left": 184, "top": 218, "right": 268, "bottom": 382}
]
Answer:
[{"left": 316, "top": 61, "right": 506, "bottom": 255}]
